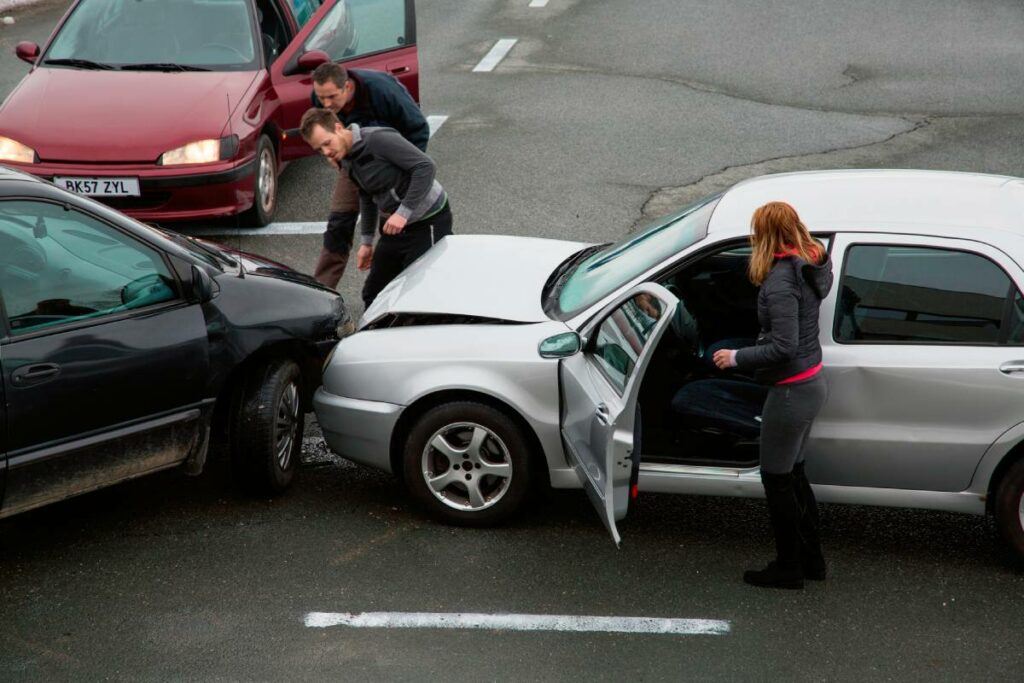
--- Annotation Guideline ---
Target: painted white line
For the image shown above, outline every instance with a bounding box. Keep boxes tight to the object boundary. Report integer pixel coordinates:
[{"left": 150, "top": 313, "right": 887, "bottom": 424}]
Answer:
[
  {"left": 472, "top": 38, "right": 518, "bottom": 73},
  {"left": 427, "top": 114, "right": 449, "bottom": 138},
  {"left": 183, "top": 222, "right": 324, "bottom": 236},
  {"left": 529, "top": 0, "right": 550, "bottom": 7},
  {"left": 304, "top": 611, "right": 731, "bottom": 636}
]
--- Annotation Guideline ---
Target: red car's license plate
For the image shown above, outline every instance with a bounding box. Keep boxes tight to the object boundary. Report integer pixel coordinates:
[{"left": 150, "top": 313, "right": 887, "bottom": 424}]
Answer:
[{"left": 53, "top": 176, "right": 141, "bottom": 197}]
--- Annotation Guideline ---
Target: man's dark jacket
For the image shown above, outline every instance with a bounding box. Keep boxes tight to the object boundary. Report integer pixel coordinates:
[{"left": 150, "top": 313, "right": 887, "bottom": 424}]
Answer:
[
  {"left": 735, "top": 252, "right": 834, "bottom": 384},
  {"left": 312, "top": 69, "right": 429, "bottom": 151}
]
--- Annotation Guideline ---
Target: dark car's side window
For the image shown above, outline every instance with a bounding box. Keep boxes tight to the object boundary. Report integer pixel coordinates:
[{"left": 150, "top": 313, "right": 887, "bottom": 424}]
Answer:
[
  {"left": 304, "top": 0, "right": 408, "bottom": 61},
  {"left": 835, "top": 245, "right": 1020, "bottom": 345},
  {"left": 0, "top": 200, "right": 177, "bottom": 336}
]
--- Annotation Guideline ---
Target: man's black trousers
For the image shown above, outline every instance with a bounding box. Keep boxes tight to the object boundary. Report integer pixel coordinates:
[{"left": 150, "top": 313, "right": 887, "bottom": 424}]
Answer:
[{"left": 362, "top": 203, "right": 453, "bottom": 307}]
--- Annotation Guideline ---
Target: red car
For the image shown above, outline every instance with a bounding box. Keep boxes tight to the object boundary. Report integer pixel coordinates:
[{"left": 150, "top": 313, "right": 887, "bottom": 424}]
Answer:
[{"left": 0, "top": 0, "right": 419, "bottom": 225}]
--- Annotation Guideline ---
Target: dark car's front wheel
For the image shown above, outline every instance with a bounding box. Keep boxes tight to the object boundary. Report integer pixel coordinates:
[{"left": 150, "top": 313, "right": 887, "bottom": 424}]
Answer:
[
  {"left": 243, "top": 134, "right": 278, "bottom": 227},
  {"left": 995, "top": 458, "right": 1024, "bottom": 566},
  {"left": 231, "top": 358, "right": 304, "bottom": 495},
  {"left": 403, "top": 402, "right": 533, "bottom": 527}
]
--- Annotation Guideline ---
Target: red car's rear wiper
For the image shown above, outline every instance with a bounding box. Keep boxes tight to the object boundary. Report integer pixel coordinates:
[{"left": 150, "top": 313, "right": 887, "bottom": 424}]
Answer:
[
  {"left": 43, "top": 58, "right": 116, "bottom": 70},
  {"left": 120, "top": 63, "right": 211, "bottom": 72}
]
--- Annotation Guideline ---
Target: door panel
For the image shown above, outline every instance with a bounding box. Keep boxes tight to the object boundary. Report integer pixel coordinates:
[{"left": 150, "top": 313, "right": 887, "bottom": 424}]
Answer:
[
  {"left": 0, "top": 365, "right": 7, "bottom": 510},
  {"left": 560, "top": 283, "right": 679, "bottom": 544},
  {"left": 812, "top": 233, "right": 1024, "bottom": 492},
  {"left": 0, "top": 199, "right": 209, "bottom": 515}
]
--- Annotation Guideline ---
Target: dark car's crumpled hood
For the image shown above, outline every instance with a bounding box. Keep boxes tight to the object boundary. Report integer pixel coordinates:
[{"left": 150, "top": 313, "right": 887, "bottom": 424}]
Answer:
[{"left": 193, "top": 238, "right": 331, "bottom": 291}]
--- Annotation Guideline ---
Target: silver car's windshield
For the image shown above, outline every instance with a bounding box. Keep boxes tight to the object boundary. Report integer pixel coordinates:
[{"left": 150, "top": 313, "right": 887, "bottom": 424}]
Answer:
[
  {"left": 551, "top": 195, "right": 721, "bottom": 319},
  {"left": 44, "top": 0, "right": 258, "bottom": 71}
]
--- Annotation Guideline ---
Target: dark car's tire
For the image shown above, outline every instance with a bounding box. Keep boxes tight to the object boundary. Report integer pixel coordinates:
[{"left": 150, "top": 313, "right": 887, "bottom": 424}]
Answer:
[
  {"left": 403, "top": 401, "right": 533, "bottom": 527},
  {"left": 243, "top": 135, "right": 278, "bottom": 227},
  {"left": 995, "top": 458, "right": 1024, "bottom": 566},
  {"left": 231, "top": 358, "right": 304, "bottom": 495}
]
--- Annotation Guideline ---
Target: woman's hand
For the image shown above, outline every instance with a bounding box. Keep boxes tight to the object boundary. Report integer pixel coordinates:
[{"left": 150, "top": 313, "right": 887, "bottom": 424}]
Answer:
[{"left": 713, "top": 349, "right": 737, "bottom": 369}]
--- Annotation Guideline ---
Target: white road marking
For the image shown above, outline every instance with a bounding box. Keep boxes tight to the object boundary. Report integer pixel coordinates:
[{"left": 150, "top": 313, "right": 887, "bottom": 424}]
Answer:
[
  {"left": 427, "top": 114, "right": 449, "bottom": 137},
  {"left": 529, "top": 0, "right": 550, "bottom": 7},
  {"left": 472, "top": 39, "right": 518, "bottom": 73},
  {"left": 304, "top": 611, "right": 731, "bottom": 635},
  {"left": 184, "top": 222, "right": 324, "bottom": 236}
]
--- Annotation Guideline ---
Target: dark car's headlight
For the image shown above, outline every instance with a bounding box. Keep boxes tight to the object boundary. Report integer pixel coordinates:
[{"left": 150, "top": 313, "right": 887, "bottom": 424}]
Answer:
[
  {"left": 0, "top": 136, "right": 37, "bottom": 163},
  {"left": 336, "top": 314, "right": 356, "bottom": 340},
  {"left": 158, "top": 135, "right": 238, "bottom": 165}
]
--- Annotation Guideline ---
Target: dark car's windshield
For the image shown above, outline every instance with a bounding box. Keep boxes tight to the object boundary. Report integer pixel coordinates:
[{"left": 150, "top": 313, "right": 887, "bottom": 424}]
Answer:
[
  {"left": 44, "top": 0, "right": 258, "bottom": 71},
  {"left": 548, "top": 195, "right": 721, "bottom": 319}
]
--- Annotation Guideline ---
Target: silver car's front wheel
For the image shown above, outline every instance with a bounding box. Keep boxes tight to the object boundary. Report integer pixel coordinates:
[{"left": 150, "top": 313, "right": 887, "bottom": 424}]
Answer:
[
  {"left": 404, "top": 401, "right": 533, "bottom": 526},
  {"left": 421, "top": 422, "right": 513, "bottom": 512}
]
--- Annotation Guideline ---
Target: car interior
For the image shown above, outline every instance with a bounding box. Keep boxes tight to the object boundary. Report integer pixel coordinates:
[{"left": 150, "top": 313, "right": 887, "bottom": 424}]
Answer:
[
  {"left": 634, "top": 241, "right": 765, "bottom": 468},
  {"left": 632, "top": 237, "right": 826, "bottom": 468},
  {"left": 256, "top": 0, "right": 293, "bottom": 65}
]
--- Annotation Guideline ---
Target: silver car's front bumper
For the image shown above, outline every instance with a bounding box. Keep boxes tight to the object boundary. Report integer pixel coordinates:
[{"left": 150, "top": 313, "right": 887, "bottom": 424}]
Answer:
[{"left": 313, "top": 388, "right": 402, "bottom": 472}]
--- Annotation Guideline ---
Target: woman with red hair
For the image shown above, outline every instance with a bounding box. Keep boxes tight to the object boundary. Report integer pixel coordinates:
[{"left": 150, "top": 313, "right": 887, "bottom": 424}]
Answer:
[{"left": 713, "top": 202, "right": 833, "bottom": 589}]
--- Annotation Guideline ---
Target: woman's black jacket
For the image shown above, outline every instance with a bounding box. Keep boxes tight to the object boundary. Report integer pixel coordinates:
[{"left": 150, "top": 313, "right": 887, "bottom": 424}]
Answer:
[{"left": 735, "top": 253, "right": 834, "bottom": 384}]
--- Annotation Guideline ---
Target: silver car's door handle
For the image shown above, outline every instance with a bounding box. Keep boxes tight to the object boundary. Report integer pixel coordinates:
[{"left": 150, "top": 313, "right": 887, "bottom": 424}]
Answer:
[
  {"left": 595, "top": 403, "right": 611, "bottom": 425},
  {"left": 998, "top": 361, "right": 1024, "bottom": 375}
]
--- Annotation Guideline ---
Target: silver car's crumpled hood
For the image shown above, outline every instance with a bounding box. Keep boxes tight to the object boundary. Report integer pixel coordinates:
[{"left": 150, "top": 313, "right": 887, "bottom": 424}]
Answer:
[{"left": 360, "top": 234, "right": 588, "bottom": 326}]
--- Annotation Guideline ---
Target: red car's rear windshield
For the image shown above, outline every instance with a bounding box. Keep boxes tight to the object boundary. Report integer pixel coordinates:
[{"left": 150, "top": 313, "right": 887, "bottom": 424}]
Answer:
[{"left": 45, "top": 0, "right": 259, "bottom": 71}]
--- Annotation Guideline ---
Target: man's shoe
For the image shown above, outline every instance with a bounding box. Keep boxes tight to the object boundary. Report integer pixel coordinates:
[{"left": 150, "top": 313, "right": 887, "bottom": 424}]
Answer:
[
  {"left": 803, "top": 555, "right": 827, "bottom": 581},
  {"left": 743, "top": 561, "right": 804, "bottom": 589}
]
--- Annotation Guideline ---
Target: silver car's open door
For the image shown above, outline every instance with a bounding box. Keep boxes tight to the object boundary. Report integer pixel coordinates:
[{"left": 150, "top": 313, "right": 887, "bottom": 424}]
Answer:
[{"left": 559, "top": 283, "right": 679, "bottom": 545}]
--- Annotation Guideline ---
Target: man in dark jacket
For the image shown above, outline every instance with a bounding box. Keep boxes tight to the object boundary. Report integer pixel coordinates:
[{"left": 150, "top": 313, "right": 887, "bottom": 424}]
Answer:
[
  {"left": 300, "top": 108, "right": 452, "bottom": 307},
  {"left": 309, "top": 63, "right": 429, "bottom": 289}
]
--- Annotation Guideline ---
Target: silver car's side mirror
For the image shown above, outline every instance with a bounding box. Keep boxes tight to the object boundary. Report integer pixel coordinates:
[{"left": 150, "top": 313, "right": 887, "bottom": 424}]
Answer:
[{"left": 539, "top": 332, "right": 582, "bottom": 358}]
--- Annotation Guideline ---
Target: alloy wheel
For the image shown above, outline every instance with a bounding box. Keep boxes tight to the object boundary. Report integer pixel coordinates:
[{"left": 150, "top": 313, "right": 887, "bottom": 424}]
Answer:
[
  {"left": 257, "top": 146, "right": 276, "bottom": 215},
  {"left": 421, "top": 422, "right": 513, "bottom": 511},
  {"left": 274, "top": 380, "right": 300, "bottom": 471}
]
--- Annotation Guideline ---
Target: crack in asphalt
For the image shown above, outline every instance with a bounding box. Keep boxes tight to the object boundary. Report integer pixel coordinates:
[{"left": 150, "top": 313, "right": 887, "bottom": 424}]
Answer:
[
  {"left": 505, "top": 54, "right": 1024, "bottom": 121},
  {"left": 630, "top": 115, "right": 935, "bottom": 230}
]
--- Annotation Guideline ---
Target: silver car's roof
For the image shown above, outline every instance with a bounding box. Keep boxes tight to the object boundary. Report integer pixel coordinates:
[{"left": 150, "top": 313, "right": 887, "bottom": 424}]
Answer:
[{"left": 709, "top": 169, "right": 1024, "bottom": 245}]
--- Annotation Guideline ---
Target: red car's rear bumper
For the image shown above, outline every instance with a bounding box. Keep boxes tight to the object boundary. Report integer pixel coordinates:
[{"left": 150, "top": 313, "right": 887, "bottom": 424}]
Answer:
[{"left": 6, "top": 156, "right": 257, "bottom": 223}]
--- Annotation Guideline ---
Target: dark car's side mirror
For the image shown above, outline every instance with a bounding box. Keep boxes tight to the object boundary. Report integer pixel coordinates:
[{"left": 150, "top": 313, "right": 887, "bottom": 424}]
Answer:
[
  {"left": 15, "top": 42, "right": 40, "bottom": 65},
  {"left": 296, "top": 50, "right": 330, "bottom": 73},
  {"left": 191, "top": 265, "right": 215, "bottom": 303}
]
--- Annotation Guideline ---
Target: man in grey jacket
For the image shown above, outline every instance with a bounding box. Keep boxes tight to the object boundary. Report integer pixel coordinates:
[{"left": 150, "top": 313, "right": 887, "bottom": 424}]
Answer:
[{"left": 300, "top": 108, "right": 453, "bottom": 307}]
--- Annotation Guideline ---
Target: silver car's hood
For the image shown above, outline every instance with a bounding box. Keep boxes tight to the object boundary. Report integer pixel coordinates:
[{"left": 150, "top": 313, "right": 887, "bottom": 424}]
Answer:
[{"left": 360, "top": 234, "right": 589, "bottom": 325}]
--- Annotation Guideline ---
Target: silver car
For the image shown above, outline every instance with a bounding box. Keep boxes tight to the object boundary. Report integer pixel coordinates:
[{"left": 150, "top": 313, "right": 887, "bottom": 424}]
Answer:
[{"left": 314, "top": 169, "right": 1024, "bottom": 564}]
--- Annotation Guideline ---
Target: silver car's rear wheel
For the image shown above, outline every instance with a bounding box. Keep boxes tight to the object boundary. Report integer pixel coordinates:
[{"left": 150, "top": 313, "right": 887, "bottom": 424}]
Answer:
[
  {"left": 403, "top": 401, "right": 533, "bottom": 526},
  {"left": 994, "top": 458, "right": 1024, "bottom": 567},
  {"left": 421, "top": 422, "right": 513, "bottom": 512}
]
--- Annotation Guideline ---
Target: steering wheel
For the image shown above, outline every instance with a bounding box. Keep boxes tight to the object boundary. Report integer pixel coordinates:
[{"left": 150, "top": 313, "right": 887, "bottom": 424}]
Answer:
[{"left": 198, "top": 43, "right": 249, "bottom": 60}]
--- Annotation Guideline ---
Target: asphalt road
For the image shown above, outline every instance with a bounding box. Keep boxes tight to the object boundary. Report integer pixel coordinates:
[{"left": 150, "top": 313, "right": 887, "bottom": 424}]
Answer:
[{"left": 1, "top": 1, "right": 1024, "bottom": 680}]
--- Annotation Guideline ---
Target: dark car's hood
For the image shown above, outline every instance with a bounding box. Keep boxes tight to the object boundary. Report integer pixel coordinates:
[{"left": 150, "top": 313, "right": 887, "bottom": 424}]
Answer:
[
  {"left": 194, "top": 237, "right": 332, "bottom": 291},
  {"left": 0, "top": 68, "right": 259, "bottom": 162}
]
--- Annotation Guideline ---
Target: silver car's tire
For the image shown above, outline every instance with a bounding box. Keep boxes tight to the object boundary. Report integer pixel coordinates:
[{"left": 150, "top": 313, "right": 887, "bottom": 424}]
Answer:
[
  {"left": 403, "top": 401, "right": 532, "bottom": 527},
  {"left": 995, "top": 458, "right": 1024, "bottom": 566}
]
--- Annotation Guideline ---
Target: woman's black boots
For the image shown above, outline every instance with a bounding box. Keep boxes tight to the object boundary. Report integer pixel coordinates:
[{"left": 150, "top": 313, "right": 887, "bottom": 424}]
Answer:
[
  {"left": 744, "top": 471, "right": 805, "bottom": 589},
  {"left": 793, "top": 461, "right": 827, "bottom": 580}
]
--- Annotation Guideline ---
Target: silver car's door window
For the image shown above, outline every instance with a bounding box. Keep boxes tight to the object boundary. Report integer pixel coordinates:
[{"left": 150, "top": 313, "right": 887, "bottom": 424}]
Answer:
[
  {"left": 559, "top": 283, "right": 679, "bottom": 545},
  {"left": 816, "top": 233, "right": 1024, "bottom": 493}
]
